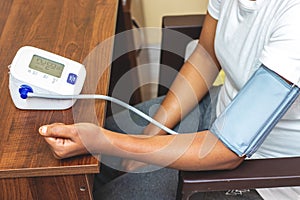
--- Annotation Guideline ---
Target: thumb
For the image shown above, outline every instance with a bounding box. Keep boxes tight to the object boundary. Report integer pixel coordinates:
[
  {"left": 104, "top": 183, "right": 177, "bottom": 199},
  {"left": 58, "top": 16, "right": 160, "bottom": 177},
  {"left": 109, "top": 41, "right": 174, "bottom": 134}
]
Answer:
[{"left": 39, "top": 123, "right": 73, "bottom": 139}]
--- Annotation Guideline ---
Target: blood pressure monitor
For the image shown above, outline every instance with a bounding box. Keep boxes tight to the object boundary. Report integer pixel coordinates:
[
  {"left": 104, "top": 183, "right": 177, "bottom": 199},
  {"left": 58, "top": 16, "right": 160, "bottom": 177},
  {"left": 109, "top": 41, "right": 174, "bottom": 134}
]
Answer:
[
  {"left": 7, "top": 46, "right": 180, "bottom": 135},
  {"left": 9, "top": 46, "right": 86, "bottom": 110}
]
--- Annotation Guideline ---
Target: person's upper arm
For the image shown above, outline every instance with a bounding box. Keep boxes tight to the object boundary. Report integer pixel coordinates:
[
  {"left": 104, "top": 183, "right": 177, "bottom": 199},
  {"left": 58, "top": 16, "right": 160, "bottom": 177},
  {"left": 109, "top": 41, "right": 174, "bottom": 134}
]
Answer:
[
  {"left": 197, "top": 0, "right": 222, "bottom": 70},
  {"left": 210, "top": 65, "right": 300, "bottom": 157},
  {"left": 198, "top": 14, "right": 220, "bottom": 70},
  {"left": 209, "top": 2, "right": 300, "bottom": 158}
]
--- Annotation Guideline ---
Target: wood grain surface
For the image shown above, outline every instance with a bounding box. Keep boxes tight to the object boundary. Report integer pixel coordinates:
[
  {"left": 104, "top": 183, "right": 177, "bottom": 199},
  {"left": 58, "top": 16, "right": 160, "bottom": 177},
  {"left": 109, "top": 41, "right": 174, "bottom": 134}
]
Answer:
[{"left": 0, "top": 0, "right": 118, "bottom": 199}]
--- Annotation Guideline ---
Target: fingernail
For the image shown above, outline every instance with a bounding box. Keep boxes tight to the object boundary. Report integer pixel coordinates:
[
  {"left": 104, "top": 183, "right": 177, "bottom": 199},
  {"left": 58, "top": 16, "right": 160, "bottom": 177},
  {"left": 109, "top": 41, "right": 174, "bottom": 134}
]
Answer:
[{"left": 40, "top": 126, "right": 48, "bottom": 135}]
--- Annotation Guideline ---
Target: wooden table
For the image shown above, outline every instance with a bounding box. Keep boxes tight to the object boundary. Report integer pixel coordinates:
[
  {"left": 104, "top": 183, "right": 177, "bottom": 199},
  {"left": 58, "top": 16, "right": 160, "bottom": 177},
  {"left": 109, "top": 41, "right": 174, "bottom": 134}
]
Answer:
[{"left": 0, "top": 0, "right": 118, "bottom": 199}]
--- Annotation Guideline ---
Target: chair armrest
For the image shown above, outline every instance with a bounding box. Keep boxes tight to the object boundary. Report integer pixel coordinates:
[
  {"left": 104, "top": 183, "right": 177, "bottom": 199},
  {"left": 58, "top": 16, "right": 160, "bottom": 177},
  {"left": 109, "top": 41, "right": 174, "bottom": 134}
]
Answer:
[
  {"left": 158, "top": 14, "right": 206, "bottom": 96},
  {"left": 178, "top": 156, "right": 300, "bottom": 199}
]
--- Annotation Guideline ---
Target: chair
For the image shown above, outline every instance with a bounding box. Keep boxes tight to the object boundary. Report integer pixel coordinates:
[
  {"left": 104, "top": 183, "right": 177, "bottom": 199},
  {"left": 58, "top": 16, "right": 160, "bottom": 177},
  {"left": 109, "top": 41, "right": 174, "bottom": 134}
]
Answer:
[
  {"left": 158, "top": 15, "right": 205, "bottom": 96},
  {"left": 158, "top": 14, "right": 300, "bottom": 200},
  {"left": 107, "top": 0, "right": 142, "bottom": 116}
]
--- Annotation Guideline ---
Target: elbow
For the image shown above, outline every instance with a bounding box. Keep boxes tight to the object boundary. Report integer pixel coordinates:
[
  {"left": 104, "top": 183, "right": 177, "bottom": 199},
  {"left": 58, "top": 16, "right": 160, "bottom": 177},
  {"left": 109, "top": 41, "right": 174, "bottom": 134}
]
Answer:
[
  {"left": 223, "top": 156, "right": 244, "bottom": 170},
  {"left": 187, "top": 156, "right": 244, "bottom": 172},
  {"left": 213, "top": 149, "right": 245, "bottom": 171},
  {"left": 208, "top": 156, "right": 244, "bottom": 171},
  {"left": 202, "top": 151, "right": 245, "bottom": 171},
  {"left": 216, "top": 150, "right": 246, "bottom": 170},
  {"left": 185, "top": 154, "right": 244, "bottom": 171}
]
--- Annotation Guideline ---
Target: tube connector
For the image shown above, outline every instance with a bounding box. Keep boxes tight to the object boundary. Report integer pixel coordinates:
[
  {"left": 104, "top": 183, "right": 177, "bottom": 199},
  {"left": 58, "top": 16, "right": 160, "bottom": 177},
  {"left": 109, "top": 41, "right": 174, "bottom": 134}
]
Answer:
[{"left": 19, "top": 85, "right": 33, "bottom": 99}]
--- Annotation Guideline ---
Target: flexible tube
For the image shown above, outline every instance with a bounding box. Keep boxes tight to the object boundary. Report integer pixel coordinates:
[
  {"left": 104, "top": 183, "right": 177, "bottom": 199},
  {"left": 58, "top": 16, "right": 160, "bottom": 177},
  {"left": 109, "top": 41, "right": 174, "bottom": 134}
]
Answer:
[{"left": 27, "top": 93, "right": 178, "bottom": 135}]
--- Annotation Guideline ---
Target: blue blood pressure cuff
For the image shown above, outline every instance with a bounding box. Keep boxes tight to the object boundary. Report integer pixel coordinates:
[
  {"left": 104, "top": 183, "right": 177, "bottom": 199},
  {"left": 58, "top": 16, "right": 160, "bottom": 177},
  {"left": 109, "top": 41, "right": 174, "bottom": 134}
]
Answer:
[{"left": 210, "top": 65, "right": 300, "bottom": 157}]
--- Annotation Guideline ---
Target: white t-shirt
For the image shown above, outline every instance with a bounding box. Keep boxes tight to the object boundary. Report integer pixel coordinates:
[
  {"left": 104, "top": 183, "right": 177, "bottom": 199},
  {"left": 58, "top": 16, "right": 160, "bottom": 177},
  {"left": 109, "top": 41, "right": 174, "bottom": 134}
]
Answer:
[{"left": 208, "top": 0, "right": 300, "bottom": 199}]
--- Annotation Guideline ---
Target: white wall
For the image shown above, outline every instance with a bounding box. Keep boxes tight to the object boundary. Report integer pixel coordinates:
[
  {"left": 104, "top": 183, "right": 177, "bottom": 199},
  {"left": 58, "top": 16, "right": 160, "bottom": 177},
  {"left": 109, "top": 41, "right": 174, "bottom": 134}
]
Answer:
[{"left": 131, "top": 0, "right": 208, "bottom": 44}]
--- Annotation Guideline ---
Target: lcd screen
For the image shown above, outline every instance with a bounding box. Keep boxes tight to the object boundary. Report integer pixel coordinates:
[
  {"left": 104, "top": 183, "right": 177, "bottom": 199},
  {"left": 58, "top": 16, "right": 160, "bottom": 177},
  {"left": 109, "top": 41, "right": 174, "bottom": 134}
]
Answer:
[{"left": 29, "top": 55, "right": 64, "bottom": 78}]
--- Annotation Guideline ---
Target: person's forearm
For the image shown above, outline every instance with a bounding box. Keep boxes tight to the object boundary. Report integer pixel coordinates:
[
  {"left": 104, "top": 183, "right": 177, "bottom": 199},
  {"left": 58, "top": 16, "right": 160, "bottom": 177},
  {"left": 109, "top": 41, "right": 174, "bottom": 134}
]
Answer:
[
  {"left": 144, "top": 14, "right": 220, "bottom": 136},
  {"left": 144, "top": 57, "right": 219, "bottom": 135},
  {"left": 99, "top": 128, "right": 243, "bottom": 171},
  {"left": 38, "top": 123, "right": 243, "bottom": 170}
]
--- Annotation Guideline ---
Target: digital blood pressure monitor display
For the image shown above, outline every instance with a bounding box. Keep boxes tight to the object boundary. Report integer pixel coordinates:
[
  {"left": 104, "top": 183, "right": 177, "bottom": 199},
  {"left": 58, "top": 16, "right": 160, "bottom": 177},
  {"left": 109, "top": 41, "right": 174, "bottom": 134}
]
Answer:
[
  {"left": 9, "top": 46, "right": 86, "bottom": 110},
  {"left": 29, "top": 55, "right": 65, "bottom": 78}
]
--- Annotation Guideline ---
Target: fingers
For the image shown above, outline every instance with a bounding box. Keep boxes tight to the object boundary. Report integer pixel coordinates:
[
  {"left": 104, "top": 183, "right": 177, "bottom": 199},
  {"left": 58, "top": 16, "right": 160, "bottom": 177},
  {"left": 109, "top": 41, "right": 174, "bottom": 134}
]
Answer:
[
  {"left": 38, "top": 123, "right": 79, "bottom": 159},
  {"left": 38, "top": 123, "right": 97, "bottom": 159},
  {"left": 39, "top": 123, "right": 74, "bottom": 139}
]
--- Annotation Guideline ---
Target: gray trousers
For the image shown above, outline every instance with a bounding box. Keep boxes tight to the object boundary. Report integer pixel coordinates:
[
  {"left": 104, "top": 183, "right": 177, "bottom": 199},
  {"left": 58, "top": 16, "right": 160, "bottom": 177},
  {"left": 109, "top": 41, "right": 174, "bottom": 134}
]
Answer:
[{"left": 93, "top": 87, "right": 262, "bottom": 200}]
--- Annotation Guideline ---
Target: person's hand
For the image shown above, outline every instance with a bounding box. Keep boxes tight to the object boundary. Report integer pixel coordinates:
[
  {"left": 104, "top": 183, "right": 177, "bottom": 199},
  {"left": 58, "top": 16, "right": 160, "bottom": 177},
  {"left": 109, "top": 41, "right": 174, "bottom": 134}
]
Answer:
[
  {"left": 121, "top": 159, "right": 149, "bottom": 172},
  {"left": 39, "top": 123, "right": 103, "bottom": 159}
]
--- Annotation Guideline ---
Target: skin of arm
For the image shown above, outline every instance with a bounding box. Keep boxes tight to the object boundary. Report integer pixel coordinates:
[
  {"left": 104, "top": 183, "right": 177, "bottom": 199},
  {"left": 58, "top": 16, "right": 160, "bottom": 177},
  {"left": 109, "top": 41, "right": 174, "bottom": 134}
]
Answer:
[
  {"left": 39, "top": 123, "right": 244, "bottom": 171},
  {"left": 143, "top": 13, "right": 221, "bottom": 136},
  {"left": 39, "top": 14, "right": 244, "bottom": 171}
]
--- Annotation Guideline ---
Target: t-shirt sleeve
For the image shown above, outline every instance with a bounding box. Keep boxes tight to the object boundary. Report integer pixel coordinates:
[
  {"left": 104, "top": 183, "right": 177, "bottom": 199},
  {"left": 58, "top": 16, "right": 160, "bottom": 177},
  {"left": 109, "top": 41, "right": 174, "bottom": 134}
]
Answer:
[
  {"left": 260, "top": 2, "right": 300, "bottom": 86},
  {"left": 208, "top": 0, "right": 222, "bottom": 20}
]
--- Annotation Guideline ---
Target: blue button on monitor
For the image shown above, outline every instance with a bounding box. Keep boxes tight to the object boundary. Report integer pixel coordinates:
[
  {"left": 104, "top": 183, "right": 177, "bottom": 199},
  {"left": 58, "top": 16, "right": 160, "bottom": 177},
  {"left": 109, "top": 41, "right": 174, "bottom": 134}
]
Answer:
[{"left": 67, "top": 73, "right": 77, "bottom": 85}]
